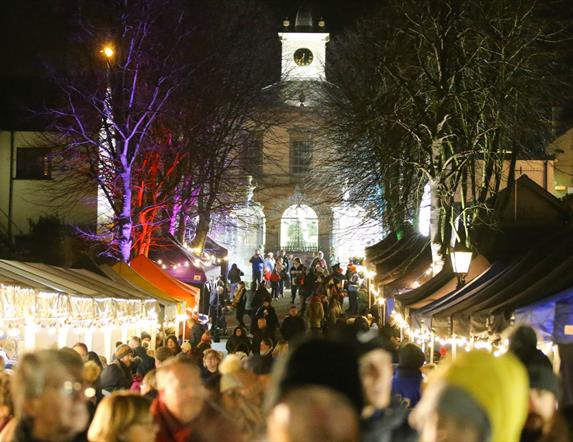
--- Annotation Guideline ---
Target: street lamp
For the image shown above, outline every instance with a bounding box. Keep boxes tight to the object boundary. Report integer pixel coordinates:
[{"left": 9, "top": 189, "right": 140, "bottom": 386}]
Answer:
[
  {"left": 100, "top": 44, "right": 115, "bottom": 60},
  {"left": 451, "top": 244, "right": 472, "bottom": 288}
]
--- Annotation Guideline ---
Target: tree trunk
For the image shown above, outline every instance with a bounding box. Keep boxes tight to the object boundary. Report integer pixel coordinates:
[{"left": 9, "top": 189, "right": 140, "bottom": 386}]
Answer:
[
  {"left": 429, "top": 177, "right": 445, "bottom": 275},
  {"left": 118, "top": 167, "right": 133, "bottom": 262},
  {"left": 189, "top": 211, "right": 211, "bottom": 252}
]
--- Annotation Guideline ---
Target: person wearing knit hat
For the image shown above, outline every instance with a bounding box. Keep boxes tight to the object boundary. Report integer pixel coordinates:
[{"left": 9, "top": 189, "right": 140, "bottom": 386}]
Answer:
[
  {"left": 100, "top": 344, "right": 134, "bottom": 393},
  {"left": 520, "top": 358, "right": 566, "bottom": 442},
  {"left": 508, "top": 325, "right": 567, "bottom": 441},
  {"left": 391, "top": 343, "right": 425, "bottom": 408},
  {"left": 266, "top": 338, "right": 364, "bottom": 414},
  {"left": 409, "top": 350, "right": 529, "bottom": 442}
]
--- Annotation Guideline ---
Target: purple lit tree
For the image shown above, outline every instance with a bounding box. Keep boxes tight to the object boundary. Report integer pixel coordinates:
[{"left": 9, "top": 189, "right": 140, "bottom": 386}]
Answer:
[{"left": 50, "top": 0, "right": 190, "bottom": 262}]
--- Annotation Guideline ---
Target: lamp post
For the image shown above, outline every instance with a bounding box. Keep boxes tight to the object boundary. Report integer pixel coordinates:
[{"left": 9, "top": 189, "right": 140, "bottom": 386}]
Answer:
[
  {"left": 376, "top": 296, "right": 385, "bottom": 327},
  {"left": 451, "top": 244, "right": 472, "bottom": 289},
  {"left": 97, "top": 43, "right": 116, "bottom": 232}
]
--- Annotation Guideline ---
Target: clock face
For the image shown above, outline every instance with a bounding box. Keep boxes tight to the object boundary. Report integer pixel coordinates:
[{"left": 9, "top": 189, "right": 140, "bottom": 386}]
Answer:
[{"left": 294, "top": 48, "right": 313, "bottom": 66}]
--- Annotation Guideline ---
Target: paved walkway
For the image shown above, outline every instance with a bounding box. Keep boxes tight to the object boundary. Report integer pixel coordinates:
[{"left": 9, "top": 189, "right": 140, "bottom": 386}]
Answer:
[{"left": 212, "top": 289, "right": 296, "bottom": 354}]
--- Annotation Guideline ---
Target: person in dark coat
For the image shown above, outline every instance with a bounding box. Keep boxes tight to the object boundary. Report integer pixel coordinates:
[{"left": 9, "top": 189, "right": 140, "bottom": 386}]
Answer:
[
  {"left": 100, "top": 345, "right": 134, "bottom": 392},
  {"left": 188, "top": 316, "right": 205, "bottom": 347},
  {"left": 289, "top": 258, "right": 306, "bottom": 304},
  {"left": 128, "top": 336, "right": 154, "bottom": 377},
  {"left": 357, "top": 335, "right": 418, "bottom": 442},
  {"left": 249, "top": 337, "right": 274, "bottom": 375},
  {"left": 250, "top": 285, "right": 270, "bottom": 333},
  {"left": 252, "top": 318, "right": 277, "bottom": 355},
  {"left": 226, "top": 326, "right": 252, "bottom": 354},
  {"left": 392, "top": 344, "right": 425, "bottom": 408},
  {"left": 280, "top": 305, "right": 306, "bottom": 342},
  {"left": 255, "top": 296, "right": 280, "bottom": 334}
]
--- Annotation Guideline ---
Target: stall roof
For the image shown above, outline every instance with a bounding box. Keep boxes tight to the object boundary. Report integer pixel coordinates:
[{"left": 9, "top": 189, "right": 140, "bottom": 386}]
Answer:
[
  {"left": 103, "top": 263, "right": 178, "bottom": 305},
  {"left": 366, "top": 231, "right": 399, "bottom": 264},
  {"left": 0, "top": 259, "right": 163, "bottom": 302},
  {"left": 515, "top": 285, "right": 573, "bottom": 344},
  {"left": 395, "top": 262, "right": 453, "bottom": 307},
  {"left": 467, "top": 231, "right": 573, "bottom": 315},
  {"left": 415, "top": 261, "right": 509, "bottom": 316},
  {"left": 383, "top": 245, "right": 433, "bottom": 294},
  {"left": 408, "top": 255, "right": 491, "bottom": 309},
  {"left": 129, "top": 255, "right": 199, "bottom": 307}
]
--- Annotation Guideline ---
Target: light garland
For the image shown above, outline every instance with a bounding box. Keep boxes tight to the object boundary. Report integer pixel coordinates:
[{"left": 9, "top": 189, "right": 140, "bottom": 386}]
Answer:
[{"left": 386, "top": 307, "right": 547, "bottom": 360}]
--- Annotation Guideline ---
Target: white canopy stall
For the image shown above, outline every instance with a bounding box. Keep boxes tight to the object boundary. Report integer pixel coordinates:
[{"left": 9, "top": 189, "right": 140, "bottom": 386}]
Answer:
[{"left": 0, "top": 260, "right": 174, "bottom": 361}]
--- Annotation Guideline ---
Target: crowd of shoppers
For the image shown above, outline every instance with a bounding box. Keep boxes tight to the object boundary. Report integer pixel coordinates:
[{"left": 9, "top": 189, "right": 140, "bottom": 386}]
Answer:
[
  {"left": 0, "top": 320, "right": 568, "bottom": 442},
  {"left": 0, "top": 244, "right": 569, "bottom": 442}
]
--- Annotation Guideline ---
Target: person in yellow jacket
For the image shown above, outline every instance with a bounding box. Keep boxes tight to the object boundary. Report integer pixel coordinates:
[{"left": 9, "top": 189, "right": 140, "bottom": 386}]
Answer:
[{"left": 409, "top": 350, "right": 529, "bottom": 442}]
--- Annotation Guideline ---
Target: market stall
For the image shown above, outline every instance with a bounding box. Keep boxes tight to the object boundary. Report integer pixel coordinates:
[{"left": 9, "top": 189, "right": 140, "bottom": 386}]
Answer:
[{"left": 0, "top": 259, "right": 170, "bottom": 361}]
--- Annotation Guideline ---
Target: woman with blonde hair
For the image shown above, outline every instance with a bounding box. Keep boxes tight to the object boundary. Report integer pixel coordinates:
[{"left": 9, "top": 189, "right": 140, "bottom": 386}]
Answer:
[{"left": 88, "top": 392, "right": 157, "bottom": 442}]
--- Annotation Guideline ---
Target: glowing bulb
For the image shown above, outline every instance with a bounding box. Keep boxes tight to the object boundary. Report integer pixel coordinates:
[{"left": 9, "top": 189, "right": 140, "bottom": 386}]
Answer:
[
  {"left": 161, "top": 264, "right": 167, "bottom": 269},
  {"left": 157, "top": 259, "right": 163, "bottom": 265},
  {"left": 101, "top": 44, "right": 114, "bottom": 59},
  {"left": 184, "top": 261, "right": 189, "bottom": 267}
]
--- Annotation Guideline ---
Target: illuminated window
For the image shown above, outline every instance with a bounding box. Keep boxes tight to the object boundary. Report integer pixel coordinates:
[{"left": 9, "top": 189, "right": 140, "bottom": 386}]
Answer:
[
  {"left": 280, "top": 204, "right": 318, "bottom": 252},
  {"left": 16, "top": 148, "right": 52, "bottom": 179}
]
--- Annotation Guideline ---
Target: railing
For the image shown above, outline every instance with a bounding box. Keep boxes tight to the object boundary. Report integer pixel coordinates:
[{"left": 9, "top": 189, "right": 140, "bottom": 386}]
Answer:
[{"left": 282, "top": 243, "right": 319, "bottom": 253}]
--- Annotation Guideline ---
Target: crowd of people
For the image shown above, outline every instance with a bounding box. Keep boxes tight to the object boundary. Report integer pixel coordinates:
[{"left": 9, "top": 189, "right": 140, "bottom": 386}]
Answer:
[
  {"left": 0, "top": 249, "right": 569, "bottom": 441},
  {"left": 0, "top": 320, "right": 568, "bottom": 442}
]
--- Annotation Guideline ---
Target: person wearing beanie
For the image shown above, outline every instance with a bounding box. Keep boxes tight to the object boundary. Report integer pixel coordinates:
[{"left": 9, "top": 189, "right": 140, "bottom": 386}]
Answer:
[
  {"left": 520, "top": 360, "right": 567, "bottom": 442},
  {"left": 100, "top": 344, "right": 134, "bottom": 393},
  {"left": 410, "top": 350, "right": 529, "bottom": 442},
  {"left": 392, "top": 343, "right": 425, "bottom": 408},
  {"left": 357, "top": 334, "right": 418, "bottom": 442},
  {"left": 266, "top": 338, "right": 364, "bottom": 415},
  {"left": 509, "top": 325, "right": 552, "bottom": 368}
]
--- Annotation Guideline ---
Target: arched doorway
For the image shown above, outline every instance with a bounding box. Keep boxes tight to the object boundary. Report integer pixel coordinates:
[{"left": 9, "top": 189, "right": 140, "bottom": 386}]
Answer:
[{"left": 280, "top": 204, "right": 318, "bottom": 252}]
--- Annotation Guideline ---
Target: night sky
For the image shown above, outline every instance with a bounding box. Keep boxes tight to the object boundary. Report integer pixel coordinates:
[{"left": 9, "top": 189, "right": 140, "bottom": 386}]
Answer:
[
  {"left": 0, "top": 0, "right": 378, "bottom": 127},
  {"left": 0, "top": 0, "right": 377, "bottom": 77}
]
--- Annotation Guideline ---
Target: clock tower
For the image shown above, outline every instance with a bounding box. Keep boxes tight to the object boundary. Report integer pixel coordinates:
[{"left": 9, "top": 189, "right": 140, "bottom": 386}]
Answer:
[{"left": 278, "top": 4, "right": 330, "bottom": 82}]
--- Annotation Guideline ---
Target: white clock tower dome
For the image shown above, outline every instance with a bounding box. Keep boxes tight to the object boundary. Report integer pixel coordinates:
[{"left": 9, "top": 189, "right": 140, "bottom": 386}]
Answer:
[{"left": 278, "top": 3, "right": 330, "bottom": 82}]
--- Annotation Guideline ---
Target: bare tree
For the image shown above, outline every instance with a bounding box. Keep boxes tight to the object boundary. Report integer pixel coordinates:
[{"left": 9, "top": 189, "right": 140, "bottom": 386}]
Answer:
[
  {"left": 318, "top": 0, "right": 572, "bottom": 269},
  {"left": 162, "top": 0, "right": 279, "bottom": 252},
  {"left": 49, "top": 0, "right": 190, "bottom": 262}
]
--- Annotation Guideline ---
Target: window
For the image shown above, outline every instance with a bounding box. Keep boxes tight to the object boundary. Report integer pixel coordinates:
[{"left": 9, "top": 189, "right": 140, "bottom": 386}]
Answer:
[
  {"left": 242, "top": 132, "right": 263, "bottom": 177},
  {"left": 280, "top": 204, "right": 318, "bottom": 252},
  {"left": 290, "top": 135, "right": 313, "bottom": 177},
  {"left": 16, "top": 148, "right": 52, "bottom": 179}
]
